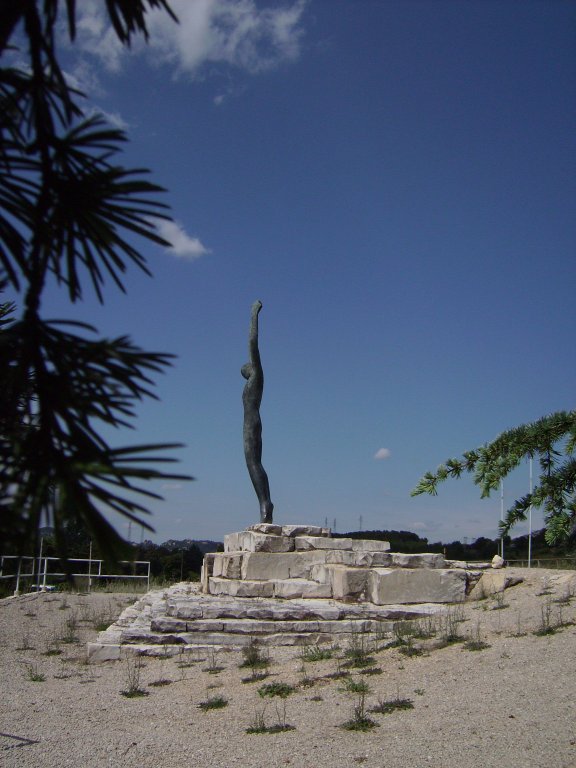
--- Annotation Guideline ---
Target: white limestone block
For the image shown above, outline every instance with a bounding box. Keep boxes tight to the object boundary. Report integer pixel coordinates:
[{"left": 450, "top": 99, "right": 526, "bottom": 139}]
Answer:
[
  {"left": 467, "top": 571, "right": 523, "bottom": 600},
  {"left": 87, "top": 643, "right": 121, "bottom": 661},
  {"left": 369, "top": 568, "right": 467, "bottom": 605},
  {"left": 272, "top": 579, "right": 332, "bottom": 599},
  {"left": 295, "top": 536, "right": 354, "bottom": 551},
  {"left": 329, "top": 566, "right": 369, "bottom": 601},
  {"left": 350, "top": 539, "right": 390, "bottom": 552},
  {"left": 281, "top": 524, "right": 328, "bottom": 537},
  {"left": 240, "top": 551, "right": 328, "bottom": 581},
  {"left": 208, "top": 577, "right": 274, "bottom": 598},
  {"left": 325, "top": 550, "right": 393, "bottom": 567},
  {"left": 223, "top": 532, "right": 241, "bottom": 552},
  {"left": 390, "top": 553, "right": 446, "bottom": 569},
  {"left": 247, "top": 523, "right": 283, "bottom": 535},
  {"left": 244, "top": 531, "right": 295, "bottom": 552},
  {"left": 212, "top": 553, "right": 244, "bottom": 579}
]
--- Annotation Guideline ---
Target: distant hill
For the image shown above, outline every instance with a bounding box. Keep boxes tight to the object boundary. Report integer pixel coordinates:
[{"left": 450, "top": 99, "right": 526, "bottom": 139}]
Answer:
[{"left": 159, "top": 539, "right": 221, "bottom": 554}]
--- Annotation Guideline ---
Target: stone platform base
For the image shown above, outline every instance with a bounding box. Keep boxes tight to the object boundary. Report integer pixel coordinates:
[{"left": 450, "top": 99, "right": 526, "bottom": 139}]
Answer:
[
  {"left": 202, "top": 524, "right": 484, "bottom": 604},
  {"left": 87, "top": 583, "right": 447, "bottom": 661},
  {"left": 87, "top": 525, "right": 520, "bottom": 661}
]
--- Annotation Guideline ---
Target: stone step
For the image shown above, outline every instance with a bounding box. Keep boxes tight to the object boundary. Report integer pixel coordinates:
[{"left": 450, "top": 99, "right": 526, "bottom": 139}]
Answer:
[
  {"left": 166, "top": 595, "right": 444, "bottom": 622},
  {"left": 150, "top": 617, "right": 393, "bottom": 635}
]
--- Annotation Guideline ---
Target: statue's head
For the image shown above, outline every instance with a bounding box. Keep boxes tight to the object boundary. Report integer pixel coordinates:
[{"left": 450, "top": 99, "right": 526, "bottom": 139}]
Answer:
[{"left": 241, "top": 363, "right": 252, "bottom": 380}]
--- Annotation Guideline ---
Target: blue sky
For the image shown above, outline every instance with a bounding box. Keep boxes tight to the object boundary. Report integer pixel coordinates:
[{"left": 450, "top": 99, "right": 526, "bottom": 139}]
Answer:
[{"left": 32, "top": 1, "right": 576, "bottom": 545}]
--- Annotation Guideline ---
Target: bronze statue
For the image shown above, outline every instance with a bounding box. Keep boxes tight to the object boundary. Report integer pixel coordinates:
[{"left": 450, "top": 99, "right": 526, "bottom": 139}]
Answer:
[{"left": 241, "top": 300, "right": 274, "bottom": 523}]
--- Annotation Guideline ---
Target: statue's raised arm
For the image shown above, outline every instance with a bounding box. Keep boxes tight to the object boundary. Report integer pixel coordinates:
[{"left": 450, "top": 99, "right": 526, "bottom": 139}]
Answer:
[{"left": 241, "top": 300, "right": 274, "bottom": 523}]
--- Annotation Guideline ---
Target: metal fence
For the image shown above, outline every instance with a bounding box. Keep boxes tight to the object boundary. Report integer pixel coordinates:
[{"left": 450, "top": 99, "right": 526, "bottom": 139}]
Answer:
[
  {"left": 505, "top": 557, "right": 576, "bottom": 569},
  {"left": 0, "top": 554, "right": 150, "bottom": 595}
]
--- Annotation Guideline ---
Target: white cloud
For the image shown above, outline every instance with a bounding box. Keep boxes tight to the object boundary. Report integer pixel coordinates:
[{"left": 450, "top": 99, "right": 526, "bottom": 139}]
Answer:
[
  {"left": 407, "top": 521, "right": 429, "bottom": 531},
  {"left": 72, "top": 0, "right": 308, "bottom": 77},
  {"left": 155, "top": 219, "right": 210, "bottom": 260},
  {"left": 374, "top": 448, "right": 391, "bottom": 460}
]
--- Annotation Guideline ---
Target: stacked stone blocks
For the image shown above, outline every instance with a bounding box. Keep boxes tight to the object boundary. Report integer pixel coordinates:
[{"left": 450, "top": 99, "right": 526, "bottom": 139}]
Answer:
[{"left": 203, "top": 524, "right": 471, "bottom": 605}]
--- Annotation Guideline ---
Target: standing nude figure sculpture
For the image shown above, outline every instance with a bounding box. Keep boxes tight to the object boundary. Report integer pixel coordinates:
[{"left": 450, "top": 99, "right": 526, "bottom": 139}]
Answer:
[{"left": 241, "top": 300, "right": 274, "bottom": 523}]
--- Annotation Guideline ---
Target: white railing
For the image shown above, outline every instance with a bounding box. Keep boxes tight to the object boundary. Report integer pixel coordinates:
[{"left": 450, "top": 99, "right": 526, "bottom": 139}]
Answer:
[{"left": 0, "top": 555, "right": 150, "bottom": 595}]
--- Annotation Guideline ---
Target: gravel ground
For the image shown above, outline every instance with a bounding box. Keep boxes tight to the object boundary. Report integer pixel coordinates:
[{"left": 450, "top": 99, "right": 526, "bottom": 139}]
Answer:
[{"left": 1, "top": 567, "right": 575, "bottom": 768}]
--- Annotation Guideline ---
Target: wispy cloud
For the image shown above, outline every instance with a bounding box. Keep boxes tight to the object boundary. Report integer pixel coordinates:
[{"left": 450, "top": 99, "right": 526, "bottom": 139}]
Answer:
[
  {"left": 155, "top": 219, "right": 210, "bottom": 260},
  {"left": 374, "top": 447, "right": 391, "bottom": 460},
  {"left": 72, "top": 0, "right": 308, "bottom": 78}
]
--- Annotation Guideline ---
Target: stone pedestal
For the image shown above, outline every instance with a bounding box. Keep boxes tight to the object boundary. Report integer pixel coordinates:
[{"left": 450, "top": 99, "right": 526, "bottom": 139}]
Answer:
[
  {"left": 87, "top": 524, "right": 511, "bottom": 660},
  {"left": 203, "top": 524, "right": 474, "bottom": 604}
]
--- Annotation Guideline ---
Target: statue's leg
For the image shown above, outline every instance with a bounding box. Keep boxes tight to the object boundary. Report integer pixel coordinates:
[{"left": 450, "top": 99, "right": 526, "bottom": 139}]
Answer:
[{"left": 260, "top": 499, "right": 273, "bottom": 523}]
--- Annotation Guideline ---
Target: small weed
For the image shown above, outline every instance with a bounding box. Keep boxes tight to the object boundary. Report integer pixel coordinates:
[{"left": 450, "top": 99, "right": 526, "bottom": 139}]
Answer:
[
  {"left": 533, "top": 599, "right": 556, "bottom": 636},
  {"left": 339, "top": 677, "right": 371, "bottom": 695},
  {"left": 343, "top": 631, "right": 375, "bottom": 669},
  {"left": 198, "top": 695, "right": 228, "bottom": 711},
  {"left": 490, "top": 590, "right": 509, "bottom": 611},
  {"left": 16, "top": 633, "right": 34, "bottom": 651},
  {"left": 340, "top": 692, "right": 379, "bottom": 732},
  {"left": 414, "top": 688, "right": 425, "bottom": 696},
  {"left": 240, "top": 640, "right": 270, "bottom": 681},
  {"left": 241, "top": 671, "right": 270, "bottom": 684},
  {"left": 240, "top": 639, "right": 270, "bottom": 669},
  {"left": 553, "top": 588, "right": 574, "bottom": 605},
  {"left": 463, "top": 622, "right": 491, "bottom": 651},
  {"left": 204, "top": 648, "right": 225, "bottom": 675},
  {"left": 24, "top": 663, "right": 46, "bottom": 682},
  {"left": 258, "top": 682, "right": 295, "bottom": 699},
  {"left": 121, "top": 656, "right": 148, "bottom": 698},
  {"left": 309, "top": 695, "right": 324, "bottom": 702},
  {"left": 60, "top": 611, "right": 80, "bottom": 644},
  {"left": 508, "top": 612, "right": 527, "bottom": 638},
  {"left": 412, "top": 615, "right": 438, "bottom": 639},
  {"left": 439, "top": 607, "right": 464, "bottom": 644},
  {"left": 246, "top": 709, "right": 266, "bottom": 733},
  {"left": 359, "top": 666, "right": 382, "bottom": 675},
  {"left": 370, "top": 694, "right": 414, "bottom": 715},
  {"left": 398, "top": 644, "right": 423, "bottom": 658},
  {"left": 300, "top": 644, "right": 334, "bottom": 662},
  {"left": 42, "top": 647, "right": 63, "bottom": 657}
]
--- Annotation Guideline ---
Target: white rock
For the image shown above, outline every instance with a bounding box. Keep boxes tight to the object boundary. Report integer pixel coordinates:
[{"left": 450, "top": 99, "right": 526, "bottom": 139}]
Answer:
[
  {"left": 240, "top": 551, "right": 328, "bottom": 581},
  {"left": 294, "top": 536, "right": 354, "bottom": 551},
  {"left": 272, "top": 579, "right": 333, "bottom": 599},
  {"left": 390, "top": 553, "right": 445, "bottom": 569},
  {"left": 350, "top": 539, "right": 390, "bottom": 552},
  {"left": 208, "top": 577, "right": 274, "bottom": 598},
  {"left": 212, "top": 553, "right": 243, "bottom": 579},
  {"left": 329, "top": 566, "right": 369, "bottom": 600},
  {"left": 246, "top": 523, "right": 283, "bottom": 535},
  {"left": 281, "top": 524, "right": 328, "bottom": 537},
  {"left": 325, "top": 550, "right": 393, "bottom": 567},
  {"left": 491, "top": 554, "right": 505, "bottom": 569},
  {"left": 369, "top": 568, "right": 467, "bottom": 605}
]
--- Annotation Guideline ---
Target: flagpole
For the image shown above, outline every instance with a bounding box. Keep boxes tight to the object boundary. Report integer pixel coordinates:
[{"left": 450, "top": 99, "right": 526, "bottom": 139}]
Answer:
[{"left": 528, "top": 458, "right": 533, "bottom": 568}]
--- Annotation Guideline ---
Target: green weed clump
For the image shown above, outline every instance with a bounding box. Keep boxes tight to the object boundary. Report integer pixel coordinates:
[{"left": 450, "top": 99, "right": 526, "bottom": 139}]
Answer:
[
  {"left": 340, "top": 692, "right": 379, "bottom": 732},
  {"left": 343, "top": 632, "right": 375, "bottom": 669},
  {"left": 258, "top": 682, "right": 295, "bottom": 699},
  {"left": 24, "top": 663, "right": 46, "bottom": 682},
  {"left": 240, "top": 640, "right": 271, "bottom": 682},
  {"left": 245, "top": 703, "right": 295, "bottom": 734},
  {"left": 370, "top": 694, "right": 414, "bottom": 715},
  {"left": 198, "top": 695, "right": 228, "bottom": 711},
  {"left": 300, "top": 644, "right": 335, "bottom": 662}
]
